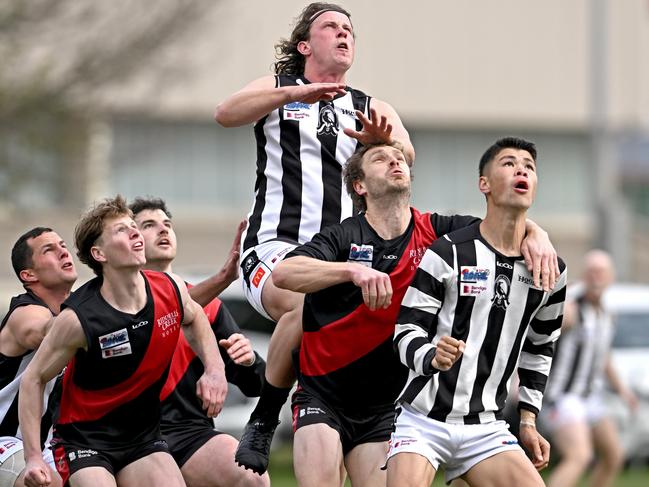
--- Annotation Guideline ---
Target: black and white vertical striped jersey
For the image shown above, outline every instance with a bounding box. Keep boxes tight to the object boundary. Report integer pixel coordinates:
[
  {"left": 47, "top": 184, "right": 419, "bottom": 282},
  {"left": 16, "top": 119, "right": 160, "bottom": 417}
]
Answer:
[
  {"left": 395, "top": 222, "right": 567, "bottom": 424},
  {"left": 0, "top": 291, "right": 57, "bottom": 444},
  {"left": 544, "top": 293, "right": 613, "bottom": 401},
  {"left": 242, "top": 74, "right": 370, "bottom": 251}
]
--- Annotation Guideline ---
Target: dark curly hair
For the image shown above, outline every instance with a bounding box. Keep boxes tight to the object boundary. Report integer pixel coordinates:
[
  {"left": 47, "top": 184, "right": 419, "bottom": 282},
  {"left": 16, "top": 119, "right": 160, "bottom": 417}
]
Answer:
[{"left": 274, "top": 3, "right": 352, "bottom": 75}]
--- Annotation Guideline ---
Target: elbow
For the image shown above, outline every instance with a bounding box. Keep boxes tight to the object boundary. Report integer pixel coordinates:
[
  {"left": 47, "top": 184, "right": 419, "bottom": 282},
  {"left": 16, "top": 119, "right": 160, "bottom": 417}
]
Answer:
[
  {"left": 271, "top": 264, "right": 291, "bottom": 290},
  {"left": 214, "top": 104, "right": 236, "bottom": 128}
]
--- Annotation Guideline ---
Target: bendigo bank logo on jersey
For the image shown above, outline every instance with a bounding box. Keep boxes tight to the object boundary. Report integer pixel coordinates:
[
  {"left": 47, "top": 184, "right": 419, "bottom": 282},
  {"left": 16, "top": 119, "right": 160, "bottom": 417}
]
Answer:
[
  {"left": 157, "top": 310, "right": 180, "bottom": 338},
  {"left": 348, "top": 243, "right": 373, "bottom": 267},
  {"left": 460, "top": 266, "right": 490, "bottom": 297},
  {"left": 283, "top": 101, "right": 311, "bottom": 120},
  {"left": 99, "top": 328, "right": 132, "bottom": 359},
  {"left": 317, "top": 104, "right": 339, "bottom": 136}
]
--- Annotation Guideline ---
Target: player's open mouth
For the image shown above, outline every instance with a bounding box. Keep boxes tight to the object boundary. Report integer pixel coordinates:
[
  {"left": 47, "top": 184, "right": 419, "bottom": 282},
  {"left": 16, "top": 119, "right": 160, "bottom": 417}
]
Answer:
[
  {"left": 337, "top": 42, "right": 348, "bottom": 50},
  {"left": 514, "top": 180, "right": 529, "bottom": 192},
  {"left": 132, "top": 241, "right": 144, "bottom": 251},
  {"left": 62, "top": 262, "right": 73, "bottom": 270},
  {"left": 157, "top": 238, "right": 171, "bottom": 246}
]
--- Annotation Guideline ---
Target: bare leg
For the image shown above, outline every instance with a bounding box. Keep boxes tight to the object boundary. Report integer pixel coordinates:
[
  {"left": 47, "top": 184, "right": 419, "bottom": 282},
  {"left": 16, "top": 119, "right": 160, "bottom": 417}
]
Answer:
[
  {"left": 68, "top": 467, "right": 117, "bottom": 487},
  {"left": 235, "top": 279, "right": 303, "bottom": 474},
  {"left": 294, "top": 424, "right": 345, "bottom": 487},
  {"left": 589, "top": 417, "right": 624, "bottom": 487},
  {"left": 386, "top": 453, "right": 436, "bottom": 487},
  {"left": 180, "top": 434, "right": 269, "bottom": 487},
  {"left": 462, "top": 450, "right": 544, "bottom": 487},
  {"left": 116, "top": 452, "right": 185, "bottom": 487},
  {"left": 546, "top": 421, "right": 593, "bottom": 487},
  {"left": 344, "top": 441, "right": 388, "bottom": 487}
]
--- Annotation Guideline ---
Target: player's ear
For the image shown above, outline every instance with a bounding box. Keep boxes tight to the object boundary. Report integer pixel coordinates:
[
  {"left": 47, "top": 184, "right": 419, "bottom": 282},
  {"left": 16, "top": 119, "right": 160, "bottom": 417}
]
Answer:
[
  {"left": 297, "top": 40, "right": 311, "bottom": 56},
  {"left": 479, "top": 175, "right": 490, "bottom": 196},
  {"left": 352, "top": 180, "right": 367, "bottom": 198}
]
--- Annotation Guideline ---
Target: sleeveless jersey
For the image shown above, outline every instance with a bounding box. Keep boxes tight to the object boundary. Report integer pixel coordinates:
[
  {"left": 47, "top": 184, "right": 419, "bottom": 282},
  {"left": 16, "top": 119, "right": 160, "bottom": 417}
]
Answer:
[
  {"left": 243, "top": 74, "right": 371, "bottom": 251},
  {"left": 0, "top": 291, "right": 56, "bottom": 445},
  {"left": 289, "top": 208, "right": 478, "bottom": 412},
  {"left": 160, "top": 293, "right": 264, "bottom": 432},
  {"left": 56, "top": 271, "right": 183, "bottom": 449}
]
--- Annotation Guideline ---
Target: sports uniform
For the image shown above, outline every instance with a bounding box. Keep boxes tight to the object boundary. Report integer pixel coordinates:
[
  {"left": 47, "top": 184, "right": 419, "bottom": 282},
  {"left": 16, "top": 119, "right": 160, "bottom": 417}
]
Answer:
[
  {"left": 52, "top": 271, "right": 183, "bottom": 483},
  {"left": 160, "top": 294, "right": 265, "bottom": 467},
  {"left": 391, "top": 223, "right": 567, "bottom": 482},
  {"left": 543, "top": 291, "right": 614, "bottom": 428},
  {"left": 0, "top": 292, "right": 58, "bottom": 482},
  {"left": 240, "top": 74, "right": 370, "bottom": 319},
  {"left": 287, "top": 208, "right": 477, "bottom": 452}
]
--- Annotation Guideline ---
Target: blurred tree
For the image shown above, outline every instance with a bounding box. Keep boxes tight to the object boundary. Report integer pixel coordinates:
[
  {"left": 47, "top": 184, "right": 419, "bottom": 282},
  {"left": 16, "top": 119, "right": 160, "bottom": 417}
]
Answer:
[{"left": 0, "top": 0, "right": 210, "bottom": 212}]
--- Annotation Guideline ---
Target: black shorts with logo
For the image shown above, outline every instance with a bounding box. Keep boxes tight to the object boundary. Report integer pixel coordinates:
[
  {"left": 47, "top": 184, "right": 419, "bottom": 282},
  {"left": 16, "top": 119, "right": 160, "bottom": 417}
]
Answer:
[
  {"left": 162, "top": 424, "right": 223, "bottom": 468},
  {"left": 52, "top": 437, "right": 169, "bottom": 486},
  {"left": 291, "top": 387, "right": 394, "bottom": 455}
]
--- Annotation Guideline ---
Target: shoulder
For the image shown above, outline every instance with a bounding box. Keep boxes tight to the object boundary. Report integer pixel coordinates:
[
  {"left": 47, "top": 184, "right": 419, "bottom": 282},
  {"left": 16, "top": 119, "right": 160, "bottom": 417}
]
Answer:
[
  {"left": 437, "top": 222, "right": 481, "bottom": 245},
  {"left": 345, "top": 84, "right": 370, "bottom": 99},
  {"left": 557, "top": 256, "right": 567, "bottom": 273},
  {"left": 63, "top": 277, "right": 100, "bottom": 309}
]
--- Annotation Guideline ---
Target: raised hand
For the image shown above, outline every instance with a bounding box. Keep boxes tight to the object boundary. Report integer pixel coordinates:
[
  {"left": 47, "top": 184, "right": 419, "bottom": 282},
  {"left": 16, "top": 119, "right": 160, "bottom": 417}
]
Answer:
[
  {"left": 343, "top": 108, "right": 393, "bottom": 145},
  {"left": 350, "top": 264, "right": 393, "bottom": 311},
  {"left": 292, "top": 82, "right": 347, "bottom": 104},
  {"left": 219, "top": 333, "right": 256, "bottom": 366}
]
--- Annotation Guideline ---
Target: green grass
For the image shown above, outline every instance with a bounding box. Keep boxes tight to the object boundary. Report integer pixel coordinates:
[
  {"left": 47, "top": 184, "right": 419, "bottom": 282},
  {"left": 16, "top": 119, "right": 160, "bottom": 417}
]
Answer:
[{"left": 267, "top": 445, "right": 649, "bottom": 487}]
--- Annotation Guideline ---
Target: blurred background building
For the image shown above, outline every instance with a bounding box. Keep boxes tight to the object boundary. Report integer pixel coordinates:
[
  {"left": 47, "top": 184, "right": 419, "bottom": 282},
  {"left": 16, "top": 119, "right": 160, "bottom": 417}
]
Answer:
[{"left": 1, "top": 0, "right": 649, "bottom": 299}]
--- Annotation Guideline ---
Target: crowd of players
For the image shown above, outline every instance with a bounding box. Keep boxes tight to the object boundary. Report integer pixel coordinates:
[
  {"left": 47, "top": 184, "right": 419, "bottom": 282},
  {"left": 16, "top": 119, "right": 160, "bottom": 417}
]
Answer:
[{"left": 0, "top": 3, "right": 637, "bottom": 487}]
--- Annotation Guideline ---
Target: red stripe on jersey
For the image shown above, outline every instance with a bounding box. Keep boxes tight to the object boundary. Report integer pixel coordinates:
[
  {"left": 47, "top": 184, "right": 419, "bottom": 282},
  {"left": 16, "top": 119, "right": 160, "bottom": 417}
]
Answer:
[
  {"left": 159, "top": 292, "right": 222, "bottom": 401},
  {"left": 58, "top": 271, "right": 182, "bottom": 423},
  {"left": 300, "top": 209, "right": 437, "bottom": 376}
]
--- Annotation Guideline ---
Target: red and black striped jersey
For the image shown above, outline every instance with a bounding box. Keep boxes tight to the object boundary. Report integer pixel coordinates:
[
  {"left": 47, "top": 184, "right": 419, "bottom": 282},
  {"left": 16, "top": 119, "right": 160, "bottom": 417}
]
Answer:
[
  {"left": 160, "top": 294, "right": 265, "bottom": 433},
  {"left": 56, "top": 270, "right": 183, "bottom": 449},
  {"left": 289, "top": 208, "right": 478, "bottom": 413}
]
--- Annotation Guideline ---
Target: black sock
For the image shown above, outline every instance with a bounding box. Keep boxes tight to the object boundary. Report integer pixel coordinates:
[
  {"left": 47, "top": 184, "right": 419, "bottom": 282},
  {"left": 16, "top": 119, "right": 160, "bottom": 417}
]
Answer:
[{"left": 250, "top": 380, "right": 291, "bottom": 421}]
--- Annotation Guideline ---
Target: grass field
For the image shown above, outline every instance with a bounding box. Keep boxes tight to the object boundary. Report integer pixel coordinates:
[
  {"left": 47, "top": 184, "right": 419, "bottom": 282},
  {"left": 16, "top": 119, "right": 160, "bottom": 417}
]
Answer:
[{"left": 267, "top": 445, "right": 649, "bottom": 486}]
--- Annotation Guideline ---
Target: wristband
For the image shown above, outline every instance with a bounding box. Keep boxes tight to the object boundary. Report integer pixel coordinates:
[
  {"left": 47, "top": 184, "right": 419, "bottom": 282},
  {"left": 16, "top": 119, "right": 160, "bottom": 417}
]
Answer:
[{"left": 520, "top": 420, "right": 536, "bottom": 428}]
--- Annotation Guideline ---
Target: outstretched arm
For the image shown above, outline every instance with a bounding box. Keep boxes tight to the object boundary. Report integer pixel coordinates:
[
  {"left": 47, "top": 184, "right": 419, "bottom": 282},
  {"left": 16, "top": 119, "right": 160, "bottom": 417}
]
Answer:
[
  {"left": 189, "top": 219, "right": 246, "bottom": 307},
  {"left": 214, "top": 75, "right": 346, "bottom": 127},
  {"left": 173, "top": 274, "right": 227, "bottom": 417},
  {"left": 343, "top": 101, "right": 415, "bottom": 163},
  {"left": 273, "top": 255, "right": 393, "bottom": 311}
]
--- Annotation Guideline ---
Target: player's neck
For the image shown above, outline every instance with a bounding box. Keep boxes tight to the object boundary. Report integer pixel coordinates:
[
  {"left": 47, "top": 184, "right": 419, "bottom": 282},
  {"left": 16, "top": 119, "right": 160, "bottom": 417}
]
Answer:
[
  {"left": 100, "top": 267, "right": 147, "bottom": 314},
  {"left": 303, "top": 63, "right": 347, "bottom": 84},
  {"left": 364, "top": 197, "right": 410, "bottom": 240},
  {"left": 144, "top": 259, "right": 172, "bottom": 274},
  {"left": 29, "top": 284, "right": 72, "bottom": 315},
  {"left": 480, "top": 208, "right": 527, "bottom": 256}
]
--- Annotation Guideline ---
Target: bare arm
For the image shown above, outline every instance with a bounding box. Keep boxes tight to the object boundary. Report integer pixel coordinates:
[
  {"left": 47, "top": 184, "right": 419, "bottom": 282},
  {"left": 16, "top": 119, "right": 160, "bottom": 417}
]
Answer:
[
  {"left": 521, "top": 219, "right": 560, "bottom": 292},
  {"left": 273, "top": 255, "right": 393, "bottom": 310},
  {"left": 2, "top": 305, "right": 54, "bottom": 355},
  {"left": 189, "top": 220, "right": 246, "bottom": 307},
  {"left": 605, "top": 355, "right": 639, "bottom": 411},
  {"left": 19, "top": 309, "right": 86, "bottom": 486},
  {"left": 214, "top": 76, "right": 346, "bottom": 127},
  {"left": 171, "top": 274, "right": 227, "bottom": 417}
]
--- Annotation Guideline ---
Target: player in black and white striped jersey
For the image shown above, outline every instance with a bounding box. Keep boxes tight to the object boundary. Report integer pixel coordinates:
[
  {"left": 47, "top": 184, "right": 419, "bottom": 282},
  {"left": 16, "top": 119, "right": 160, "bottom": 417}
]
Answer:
[
  {"left": 215, "top": 2, "right": 415, "bottom": 474},
  {"left": 543, "top": 250, "right": 637, "bottom": 487},
  {"left": 388, "top": 137, "right": 567, "bottom": 487}
]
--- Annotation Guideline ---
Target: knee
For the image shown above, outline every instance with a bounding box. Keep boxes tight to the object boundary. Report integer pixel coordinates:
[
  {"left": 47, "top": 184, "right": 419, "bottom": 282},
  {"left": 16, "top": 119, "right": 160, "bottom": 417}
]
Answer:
[
  {"left": 561, "top": 446, "right": 594, "bottom": 471},
  {"left": 238, "top": 472, "right": 270, "bottom": 487}
]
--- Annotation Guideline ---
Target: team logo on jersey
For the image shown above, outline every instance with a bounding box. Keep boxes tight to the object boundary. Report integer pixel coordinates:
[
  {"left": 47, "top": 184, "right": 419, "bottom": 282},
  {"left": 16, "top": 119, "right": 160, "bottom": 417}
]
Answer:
[
  {"left": 518, "top": 274, "right": 538, "bottom": 288},
  {"left": 157, "top": 310, "right": 180, "bottom": 338},
  {"left": 348, "top": 243, "right": 373, "bottom": 267},
  {"left": 98, "top": 328, "right": 129, "bottom": 350},
  {"left": 460, "top": 266, "right": 490, "bottom": 283},
  {"left": 316, "top": 104, "right": 339, "bottom": 136},
  {"left": 284, "top": 101, "right": 311, "bottom": 120},
  {"left": 492, "top": 275, "right": 511, "bottom": 310}
]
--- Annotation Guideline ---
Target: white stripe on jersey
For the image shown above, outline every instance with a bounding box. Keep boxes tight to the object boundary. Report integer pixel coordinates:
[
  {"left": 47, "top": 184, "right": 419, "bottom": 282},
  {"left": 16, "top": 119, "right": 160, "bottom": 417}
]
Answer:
[{"left": 396, "top": 228, "right": 567, "bottom": 424}]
